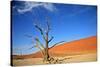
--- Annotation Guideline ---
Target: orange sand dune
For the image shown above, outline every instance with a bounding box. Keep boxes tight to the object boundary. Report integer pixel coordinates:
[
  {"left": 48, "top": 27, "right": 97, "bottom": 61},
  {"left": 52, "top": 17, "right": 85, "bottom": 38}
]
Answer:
[
  {"left": 49, "top": 36, "right": 97, "bottom": 56},
  {"left": 13, "top": 36, "right": 97, "bottom": 59}
]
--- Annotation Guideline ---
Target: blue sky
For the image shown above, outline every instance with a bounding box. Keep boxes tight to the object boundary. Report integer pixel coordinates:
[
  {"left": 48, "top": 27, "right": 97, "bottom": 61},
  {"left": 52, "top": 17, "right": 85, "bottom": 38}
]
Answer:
[{"left": 12, "top": 1, "right": 97, "bottom": 55}]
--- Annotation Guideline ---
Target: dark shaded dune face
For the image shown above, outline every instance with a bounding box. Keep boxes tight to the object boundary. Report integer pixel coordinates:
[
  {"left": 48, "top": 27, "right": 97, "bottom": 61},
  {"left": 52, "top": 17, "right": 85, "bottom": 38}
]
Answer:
[{"left": 13, "top": 36, "right": 97, "bottom": 59}]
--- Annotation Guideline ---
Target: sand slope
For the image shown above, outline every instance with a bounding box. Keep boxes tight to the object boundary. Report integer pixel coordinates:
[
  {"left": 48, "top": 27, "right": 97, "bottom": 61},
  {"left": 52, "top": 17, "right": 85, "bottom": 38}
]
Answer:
[{"left": 12, "top": 36, "right": 97, "bottom": 65}]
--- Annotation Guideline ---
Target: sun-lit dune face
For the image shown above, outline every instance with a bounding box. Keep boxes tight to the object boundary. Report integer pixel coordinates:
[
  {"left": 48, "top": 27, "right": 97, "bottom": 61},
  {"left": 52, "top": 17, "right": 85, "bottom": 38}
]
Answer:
[
  {"left": 13, "top": 36, "right": 97, "bottom": 59},
  {"left": 34, "top": 36, "right": 96, "bottom": 57},
  {"left": 49, "top": 36, "right": 97, "bottom": 57},
  {"left": 49, "top": 36, "right": 97, "bottom": 54}
]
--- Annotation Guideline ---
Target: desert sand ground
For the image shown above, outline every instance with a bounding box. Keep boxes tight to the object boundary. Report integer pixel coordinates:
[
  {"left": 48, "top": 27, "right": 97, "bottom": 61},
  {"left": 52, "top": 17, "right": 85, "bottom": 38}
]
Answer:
[
  {"left": 12, "top": 36, "right": 97, "bottom": 66},
  {"left": 12, "top": 52, "right": 97, "bottom": 66}
]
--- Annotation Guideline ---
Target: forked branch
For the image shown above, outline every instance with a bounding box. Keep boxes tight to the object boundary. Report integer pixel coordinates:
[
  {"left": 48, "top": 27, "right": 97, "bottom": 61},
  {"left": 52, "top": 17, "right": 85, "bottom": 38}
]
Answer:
[
  {"left": 34, "top": 44, "right": 45, "bottom": 57},
  {"left": 48, "top": 36, "right": 54, "bottom": 43},
  {"left": 29, "top": 41, "right": 45, "bottom": 57},
  {"left": 34, "top": 24, "right": 46, "bottom": 41},
  {"left": 25, "top": 34, "right": 45, "bottom": 57},
  {"left": 35, "top": 37, "right": 45, "bottom": 49},
  {"left": 49, "top": 41, "right": 65, "bottom": 49}
]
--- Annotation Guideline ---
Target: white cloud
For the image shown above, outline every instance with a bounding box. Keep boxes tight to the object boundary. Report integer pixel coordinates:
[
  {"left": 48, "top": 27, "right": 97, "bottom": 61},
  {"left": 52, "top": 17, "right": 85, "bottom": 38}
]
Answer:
[
  {"left": 16, "top": 2, "right": 56, "bottom": 13},
  {"left": 42, "top": 3, "right": 57, "bottom": 12}
]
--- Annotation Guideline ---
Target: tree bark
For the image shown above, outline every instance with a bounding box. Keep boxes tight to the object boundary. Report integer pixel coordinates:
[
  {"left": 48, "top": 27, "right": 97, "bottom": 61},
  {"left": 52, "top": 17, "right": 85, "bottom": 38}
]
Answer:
[{"left": 44, "top": 32, "right": 49, "bottom": 62}]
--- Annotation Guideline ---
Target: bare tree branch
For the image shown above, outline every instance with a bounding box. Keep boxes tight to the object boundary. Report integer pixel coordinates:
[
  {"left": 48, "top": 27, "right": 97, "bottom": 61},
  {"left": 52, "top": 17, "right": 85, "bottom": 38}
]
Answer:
[
  {"left": 24, "top": 34, "right": 34, "bottom": 45},
  {"left": 25, "top": 34, "right": 45, "bottom": 56},
  {"left": 49, "top": 41, "right": 65, "bottom": 49},
  {"left": 35, "top": 41, "right": 45, "bottom": 57},
  {"left": 28, "top": 45, "right": 36, "bottom": 50},
  {"left": 24, "top": 34, "right": 33, "bottom": 38},
  {"left": 45, "top": 17, "right": 51, "bottom": 34},
  {"left": 27, "top": 43, "right": 45, "bottom": 57},
  {"left": 48, "top": 36, "right": 54, "bottom": 43},
  {"left": 35, "top": 37, "right": 45, "bottom": 49},
  {"left": 34, "top": 24, "right": 46, "bottom": 41}
]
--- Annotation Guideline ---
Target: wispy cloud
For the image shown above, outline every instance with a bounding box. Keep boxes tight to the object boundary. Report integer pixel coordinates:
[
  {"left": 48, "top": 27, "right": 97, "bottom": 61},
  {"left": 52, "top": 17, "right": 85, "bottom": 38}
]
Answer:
[{"left": 14, "top": 2, "right": 57, "bottom": 13}]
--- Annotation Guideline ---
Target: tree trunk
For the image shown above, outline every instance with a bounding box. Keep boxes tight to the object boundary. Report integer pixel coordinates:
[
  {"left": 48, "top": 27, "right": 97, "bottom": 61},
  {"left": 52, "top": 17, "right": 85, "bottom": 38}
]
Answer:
[
  {"left": 44, "top": 33, "right": 50, "bottom": 62},
  {"left": 45, "top": 44, "right": 49, "bottom": 61}
]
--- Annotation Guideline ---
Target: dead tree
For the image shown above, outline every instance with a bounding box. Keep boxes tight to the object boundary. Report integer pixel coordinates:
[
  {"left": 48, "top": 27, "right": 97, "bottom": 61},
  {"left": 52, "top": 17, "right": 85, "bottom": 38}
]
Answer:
[{"left": 26, "top": 17, "right": 64, "bottom": 63}]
